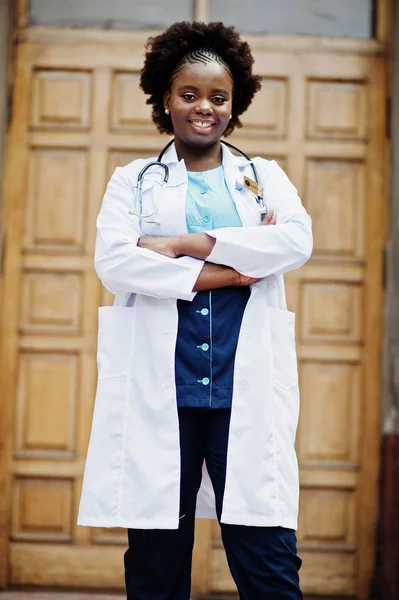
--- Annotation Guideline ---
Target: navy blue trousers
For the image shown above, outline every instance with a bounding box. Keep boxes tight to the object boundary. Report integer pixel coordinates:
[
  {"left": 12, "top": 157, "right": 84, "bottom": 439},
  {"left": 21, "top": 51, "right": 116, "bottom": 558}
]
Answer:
[{"left": 124, "top": 408, "right": 303, "bottom": 599}]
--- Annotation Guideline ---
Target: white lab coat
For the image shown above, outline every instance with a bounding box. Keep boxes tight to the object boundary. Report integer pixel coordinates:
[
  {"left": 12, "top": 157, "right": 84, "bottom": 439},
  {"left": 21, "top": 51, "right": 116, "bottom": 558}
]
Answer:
[{"left": 78, "top": 143, "right": 312, "bottom": 530}]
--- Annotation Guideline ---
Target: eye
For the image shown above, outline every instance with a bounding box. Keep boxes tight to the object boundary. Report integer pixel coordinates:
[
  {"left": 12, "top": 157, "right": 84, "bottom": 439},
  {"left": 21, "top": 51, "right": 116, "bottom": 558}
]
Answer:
[
  {"left": 182, "top": 93, "right": 196, "bottom": 101},
  {"left": 212, "top": 96, "right": 228, "bottom": 105}
]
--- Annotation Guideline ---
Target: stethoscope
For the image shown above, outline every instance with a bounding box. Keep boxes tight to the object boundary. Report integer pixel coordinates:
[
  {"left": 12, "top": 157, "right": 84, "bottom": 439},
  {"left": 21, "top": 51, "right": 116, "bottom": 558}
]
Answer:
[{"left": 129, "top": 139, "right": 266, "bottom": 224}]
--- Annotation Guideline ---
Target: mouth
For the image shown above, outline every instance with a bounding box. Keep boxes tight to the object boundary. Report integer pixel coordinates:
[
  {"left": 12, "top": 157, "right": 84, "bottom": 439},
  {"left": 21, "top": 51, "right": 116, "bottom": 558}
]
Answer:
[{"left": 187, "top": 119, "right": 217, "bottom": 131}]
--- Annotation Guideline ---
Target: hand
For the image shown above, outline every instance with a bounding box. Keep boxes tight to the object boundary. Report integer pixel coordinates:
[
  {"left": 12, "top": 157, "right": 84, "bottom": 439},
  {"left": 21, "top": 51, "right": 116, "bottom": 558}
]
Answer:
[
  {"left": 138, "top": 235, "right": 179, "bottom": 258},
  {"left": 235, "top": 273, "right": 259, "bottom": 286},
  {"left": 261, "top": 209, "right": 276, "bottom": 226},
  {"left": 193, "top": 263, "right": 259, "bottom": 291}
]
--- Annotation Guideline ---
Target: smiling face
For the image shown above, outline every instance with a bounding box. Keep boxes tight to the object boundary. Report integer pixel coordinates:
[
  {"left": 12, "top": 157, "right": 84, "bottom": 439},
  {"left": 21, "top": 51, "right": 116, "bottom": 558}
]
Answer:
[{"left": 163, "top": 60, "right": 233, "bottom": 149}]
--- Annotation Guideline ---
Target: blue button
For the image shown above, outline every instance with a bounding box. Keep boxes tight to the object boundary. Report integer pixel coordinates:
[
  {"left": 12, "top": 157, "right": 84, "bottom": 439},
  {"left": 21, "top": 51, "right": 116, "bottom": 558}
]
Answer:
[
  {"left": 201, "top": 343, "right": 209, "bottom": 351},
  {"left": 203, "top": 215, "right": 210, "bottom": 223},
  {"left": 201, "top": 377, "right": 210, "bottom": 386},
  {"left": 200, "top": 308, "right": 209, "bottom": 316}
]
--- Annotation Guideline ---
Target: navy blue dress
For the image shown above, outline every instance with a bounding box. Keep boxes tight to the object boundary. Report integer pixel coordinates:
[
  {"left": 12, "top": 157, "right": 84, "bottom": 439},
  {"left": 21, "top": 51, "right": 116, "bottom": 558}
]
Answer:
[{"left": 175, "top": 165, "right": 250, "bottom": 409}]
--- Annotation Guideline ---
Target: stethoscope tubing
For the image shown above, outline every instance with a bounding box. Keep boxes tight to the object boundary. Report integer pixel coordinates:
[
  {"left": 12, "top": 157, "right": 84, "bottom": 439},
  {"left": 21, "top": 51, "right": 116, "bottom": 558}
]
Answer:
[{"left": 130, "top": 139, "right": 265, "bottom": 224}]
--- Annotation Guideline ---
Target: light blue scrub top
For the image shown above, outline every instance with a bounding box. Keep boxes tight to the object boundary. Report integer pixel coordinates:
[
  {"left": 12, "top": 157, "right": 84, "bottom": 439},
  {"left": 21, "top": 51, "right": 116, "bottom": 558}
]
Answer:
[
  {"left": 174, "top": 165, "right": 250, "bottom": 409},
  {"left": 185, "top": 165, "right": 242, "bottom": 233}
]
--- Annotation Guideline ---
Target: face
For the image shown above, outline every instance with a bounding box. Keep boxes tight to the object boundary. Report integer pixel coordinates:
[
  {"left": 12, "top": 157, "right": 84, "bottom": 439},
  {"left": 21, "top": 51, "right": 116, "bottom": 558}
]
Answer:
[{"left": 163, "top": 61, "right": 233, "bottom": 148}]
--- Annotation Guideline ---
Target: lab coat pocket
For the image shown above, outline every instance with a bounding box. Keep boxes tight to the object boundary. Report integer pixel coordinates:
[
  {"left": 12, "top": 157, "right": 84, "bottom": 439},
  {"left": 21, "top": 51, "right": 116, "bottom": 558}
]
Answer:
[
  {"left": 267, "top": 307, "right": 298, "bottom": 390},
  {"left": 97, "top": 306, "right": 136, "bottom": 380}
]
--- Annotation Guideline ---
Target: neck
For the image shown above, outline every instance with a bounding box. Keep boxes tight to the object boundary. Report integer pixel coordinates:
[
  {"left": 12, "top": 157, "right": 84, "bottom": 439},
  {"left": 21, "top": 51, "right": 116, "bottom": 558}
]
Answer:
[{"left": 174, "top": 138, "right": 223, "bottom": 172}]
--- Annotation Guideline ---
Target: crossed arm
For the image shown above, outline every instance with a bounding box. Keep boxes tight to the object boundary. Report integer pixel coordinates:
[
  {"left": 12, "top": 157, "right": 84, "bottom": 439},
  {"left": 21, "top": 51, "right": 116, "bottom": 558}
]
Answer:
[
  {"left": 95, "top": 162, "right": 312, "bottom": 300},
  {"left": 138, "top": 210, "right": 277, "bottom": 291}
]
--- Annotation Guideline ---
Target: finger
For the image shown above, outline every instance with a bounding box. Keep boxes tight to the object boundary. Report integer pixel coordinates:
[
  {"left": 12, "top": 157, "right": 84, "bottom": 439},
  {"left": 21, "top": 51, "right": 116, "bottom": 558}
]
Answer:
[{"left": 261, "top": 209, "right": 274, "bottom": 225}]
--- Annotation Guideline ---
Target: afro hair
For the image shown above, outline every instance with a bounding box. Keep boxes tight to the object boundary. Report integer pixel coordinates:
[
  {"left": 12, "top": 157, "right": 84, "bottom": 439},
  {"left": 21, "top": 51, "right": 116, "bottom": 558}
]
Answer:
[{"left": 140, "top": 21, "right": 262, "bottom": 137}]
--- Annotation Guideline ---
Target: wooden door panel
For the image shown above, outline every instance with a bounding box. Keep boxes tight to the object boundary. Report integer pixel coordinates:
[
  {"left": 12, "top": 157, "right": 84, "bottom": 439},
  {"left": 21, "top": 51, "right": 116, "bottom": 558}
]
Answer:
[
  {"left": 15, "top": 352, "right": 78, "bottom": 459},
  {"left": 299, "top": 488, "right": 357, "bottom": 546},
  {"left": 306, "top": 159, "right": 365, "bottom": 258},
  {"left": 307, "top": 80, "right": 368, "bottom": 140},
  {"left": 300, "top": 282, "right": 363, "bottom": 344},
  {"left": 110, "top": 71, "right": 153, "bottom": 131},
  {"left": 10, "top": 544, "right": 124, "bottom": 588},
  {"left": 239, "top": 77, "right": 288, "bottom": 137},
  {"left": 25, "top": 148, "right": 88, "bottom": 251},
  {"left": 0, "top": 31, "right": 386, "bottom": 599},
  {"left": 31, "top": 69, "right": 92, "bottom": 130},
  {"left": 298, "top": 362, "right": 361, "bottom": 464},
  {"left": 12, "top": 478, "right": 73, "bottom": 542},
  {"left": 20, "top": 272, "right": 82, "bottom": 335}
]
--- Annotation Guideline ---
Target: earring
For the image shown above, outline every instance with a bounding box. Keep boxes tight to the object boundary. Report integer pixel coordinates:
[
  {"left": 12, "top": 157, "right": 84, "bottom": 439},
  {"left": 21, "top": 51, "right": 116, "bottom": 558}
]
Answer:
[
  {"left": 165, "top": 109, "right": 170, "bottom": 115},
  {"left": 229, "top": 114, "right": 232, "bottom": 119}
]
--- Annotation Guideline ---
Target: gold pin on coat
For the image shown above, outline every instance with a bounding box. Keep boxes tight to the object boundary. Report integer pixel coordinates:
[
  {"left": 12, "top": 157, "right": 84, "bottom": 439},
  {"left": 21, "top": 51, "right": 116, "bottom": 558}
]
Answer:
[{"left": 244, "top": 176, "right": 264, "bottom": 198}]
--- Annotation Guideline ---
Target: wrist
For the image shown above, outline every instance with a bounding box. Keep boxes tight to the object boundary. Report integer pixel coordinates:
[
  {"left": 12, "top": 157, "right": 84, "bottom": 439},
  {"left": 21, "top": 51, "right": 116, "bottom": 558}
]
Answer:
[
  {"left": 137, "top": 236, "right": 147, "bottom": 248},
  {"left": 228, "top": 266, "right": 241, "bottom": 287},
  {"left": 173, "top": 233, "right": 216, "bottom": 260},
  {"left": 173, "top": 235, "right": 184, "bottom": 257}
]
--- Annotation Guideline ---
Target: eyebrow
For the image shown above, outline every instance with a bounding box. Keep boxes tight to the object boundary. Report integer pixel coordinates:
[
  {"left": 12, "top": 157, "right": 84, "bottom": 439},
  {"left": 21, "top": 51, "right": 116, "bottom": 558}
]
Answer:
[{"left": 177, "top": 85, "right": 230, "bottom": 95}]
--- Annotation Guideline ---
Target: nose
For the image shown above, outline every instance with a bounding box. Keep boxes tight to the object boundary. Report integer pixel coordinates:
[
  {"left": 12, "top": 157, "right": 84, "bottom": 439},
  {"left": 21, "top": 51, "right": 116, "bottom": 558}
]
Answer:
[{"left": 195, "top": 100, "right": 212, "bottom": 114}]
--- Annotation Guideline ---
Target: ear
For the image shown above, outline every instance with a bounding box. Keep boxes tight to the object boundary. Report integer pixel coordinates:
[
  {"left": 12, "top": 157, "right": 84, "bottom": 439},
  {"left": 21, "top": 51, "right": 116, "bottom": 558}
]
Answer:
[{"left": 163, "top": 91, "right": 171, "bottom": 112}]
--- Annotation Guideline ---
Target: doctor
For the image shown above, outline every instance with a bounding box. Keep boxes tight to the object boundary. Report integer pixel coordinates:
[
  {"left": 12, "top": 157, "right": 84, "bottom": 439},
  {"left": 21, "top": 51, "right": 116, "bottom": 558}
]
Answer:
[{"left": 78, "top": 20, "right": 312, "bottom": 600}]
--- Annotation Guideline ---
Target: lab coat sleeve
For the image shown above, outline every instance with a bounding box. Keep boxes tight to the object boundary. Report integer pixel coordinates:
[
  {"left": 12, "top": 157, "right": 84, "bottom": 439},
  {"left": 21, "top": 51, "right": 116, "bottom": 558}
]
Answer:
[
  {"left": 205, "top": 160, "right": 313, "bottom": 278},
  {"left": 94, "top": 166, "right": 204, "bottom": 301}
]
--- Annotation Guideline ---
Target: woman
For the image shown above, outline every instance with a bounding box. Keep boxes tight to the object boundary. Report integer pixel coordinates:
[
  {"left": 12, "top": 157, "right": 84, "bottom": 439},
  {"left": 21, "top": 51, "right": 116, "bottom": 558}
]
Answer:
[{"left": 78, "top": 21, "right": 312, "bottom": 600}]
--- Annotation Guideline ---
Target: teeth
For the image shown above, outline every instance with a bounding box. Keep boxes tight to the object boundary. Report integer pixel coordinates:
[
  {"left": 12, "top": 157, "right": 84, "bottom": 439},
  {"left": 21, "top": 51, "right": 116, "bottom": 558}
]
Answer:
[{"left": 191, "top": 121, "right": 213, "bottom": 128}]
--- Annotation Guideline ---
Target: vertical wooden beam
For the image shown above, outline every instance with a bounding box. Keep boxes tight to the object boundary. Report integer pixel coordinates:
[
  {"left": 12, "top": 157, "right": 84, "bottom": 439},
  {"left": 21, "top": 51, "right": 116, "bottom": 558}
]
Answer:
[
  {"left": 15, "top": 0, "right": 29, "bottom": 32},
  {"left": 357, "top": 54, "right": 388, "bottom": 600},
  {"left": 194, "top": 0, "right": 210, "bottom": 23},
  {"left": 0, "top": 0, "right": 25, "bottom": 587},
  {"left": 0, "top": 0, "right": 13, "bottom": 213},
  {"left": 0, "top": 40, "right": 31, "bottom": 588},
  {"left": 376, "top": 0, "right": 394, "bottom": 44},
  {"left": 376, "top": 2, "right": 399, "bottom": 597}
]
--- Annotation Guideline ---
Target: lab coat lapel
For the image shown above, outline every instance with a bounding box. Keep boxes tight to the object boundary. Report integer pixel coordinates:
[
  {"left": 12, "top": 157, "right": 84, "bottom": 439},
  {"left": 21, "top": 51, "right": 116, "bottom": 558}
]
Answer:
[
  {"left": 221, "top": 143, "right": 261, "bottom": 226},
  {"left": 162, "top": 143, "right": 187, "bottom": 188}
]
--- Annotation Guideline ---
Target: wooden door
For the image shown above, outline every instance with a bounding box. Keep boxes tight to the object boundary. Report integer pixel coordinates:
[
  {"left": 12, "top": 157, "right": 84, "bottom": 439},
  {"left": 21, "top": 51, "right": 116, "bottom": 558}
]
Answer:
[
  {"left": 0, "top": 28, "right": 387, "bottom": 599},
  {"left": 209, "top": 41, "right": 387, "bottom": 599}
]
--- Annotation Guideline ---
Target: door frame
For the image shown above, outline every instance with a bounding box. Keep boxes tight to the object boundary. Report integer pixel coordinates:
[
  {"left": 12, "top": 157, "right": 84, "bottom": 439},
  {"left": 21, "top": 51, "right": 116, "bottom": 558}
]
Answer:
[
  {"left": 0, "top": 0, "right": 14, "bottom": 285},
  {"left": 0, "top": 0, "right": 393, "bottom": 595}
]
